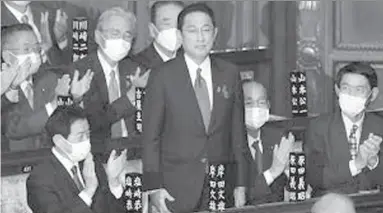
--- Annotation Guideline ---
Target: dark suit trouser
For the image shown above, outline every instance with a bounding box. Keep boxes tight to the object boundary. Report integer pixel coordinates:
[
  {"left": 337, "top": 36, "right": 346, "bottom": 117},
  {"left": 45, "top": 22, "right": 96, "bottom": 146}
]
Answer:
[{"left": 194, "top": 175, "right": 210, "bottom": 212}]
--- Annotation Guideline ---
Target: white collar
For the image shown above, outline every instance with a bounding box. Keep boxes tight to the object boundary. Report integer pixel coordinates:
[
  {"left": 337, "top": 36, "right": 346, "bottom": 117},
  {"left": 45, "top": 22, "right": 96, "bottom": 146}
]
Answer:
[
  {"left": 153, "top": 42, "right": 176, "bottom": 62},
  {"left": 97, "top": 49, "right": 118, "bottom": 77},
  {"left": 341, "top": 112, "right": 365, "bottom": 129},
  {"left": 247, "top": 130, "right": 263, "bottom": 153},
  {"left": 52, "top": 147, "right": 78, "bottom": 174},
  {"left": 184, "top": 53, "right": 211, "bottom": 73},
  {"left": 4, "top": 2, "right": 31, "bottom": 23}
]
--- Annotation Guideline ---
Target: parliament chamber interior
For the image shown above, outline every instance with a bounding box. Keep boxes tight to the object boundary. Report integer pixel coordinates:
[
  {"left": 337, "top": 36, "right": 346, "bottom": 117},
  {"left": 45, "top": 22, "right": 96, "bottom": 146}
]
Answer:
[{"left": 1, "top": 1, "right": 383, "bottom": 213}]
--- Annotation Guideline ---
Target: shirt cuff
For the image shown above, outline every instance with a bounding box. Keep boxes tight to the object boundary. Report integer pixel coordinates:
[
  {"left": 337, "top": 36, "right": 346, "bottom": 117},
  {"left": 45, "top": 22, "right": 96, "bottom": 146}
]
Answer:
[
  {"left": 263, "top": 169, "right": 275, "bottom": 186},
  {"left": 45, "top": 102, "right": 55, "bottom": 116},
  {"left": 79, "top": 191, "right": 93, "bottom": 206},
  {"left": 58, "top": 37, "right": 68, "bottom": 50},
  {"left": 349, "top": 160, "right": 362, "bottom": 176},
  {"left": 147, "top": 188, "right": 163, "bottom": 195},
  {"left": 109, "top": 183, "right": 124, "bottom": 199},
  {"left": 367, "top": 155, "right": 379, "bottom": 170}
]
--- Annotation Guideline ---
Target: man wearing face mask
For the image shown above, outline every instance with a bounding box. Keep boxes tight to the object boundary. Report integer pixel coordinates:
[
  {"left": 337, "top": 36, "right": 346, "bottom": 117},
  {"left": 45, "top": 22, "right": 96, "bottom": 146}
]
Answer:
[
  {"left": 27, "top": 105, "right": 128, "bottom": 213},
  {"left": 242, "top": 80, "right": 295, "bottom": 205},
  {"left": 1, "top": 23, "right": 92, "bottom": 152},
  {"left": 305, "top": 62, "right": 383, "bottom": 197},
  {"left": 71, "top": 7, "right": 150, "bottom": 159},
  {"left": 133, "top": 1, "right": 184, "bottom": 70},
  {"left": 2, "top": 1, "right": 71, "bottom": 66}
]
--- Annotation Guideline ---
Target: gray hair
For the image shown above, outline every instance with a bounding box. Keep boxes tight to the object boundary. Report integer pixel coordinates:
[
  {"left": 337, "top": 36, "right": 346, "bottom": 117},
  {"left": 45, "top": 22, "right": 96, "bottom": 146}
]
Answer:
[{"left": 96, "top": 7, "right": 137, "bottom": 33}]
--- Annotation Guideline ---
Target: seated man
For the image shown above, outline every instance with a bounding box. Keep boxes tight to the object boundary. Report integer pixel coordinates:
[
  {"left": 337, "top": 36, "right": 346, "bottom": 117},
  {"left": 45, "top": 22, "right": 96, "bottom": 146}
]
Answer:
[
  {"left": 133, "top": 1, "right": 184, "bottom": 70},
  {"left": 305, "top": 62, "right": 383, "bottom": 197},
  {"left": 71, "top": 7, "right": 150, "bottom": 158},
  {"left": 2, "top": 23, "right": 91, "bottom": 151},
  {"left": 241, "top": 80, "right": 295, "bottom": 205},
  {"left": 311, "top": 193, "right": 356, "bottom": 213},
  {"left": 27, "top": 105, "right": 127, "bottom": 213}
]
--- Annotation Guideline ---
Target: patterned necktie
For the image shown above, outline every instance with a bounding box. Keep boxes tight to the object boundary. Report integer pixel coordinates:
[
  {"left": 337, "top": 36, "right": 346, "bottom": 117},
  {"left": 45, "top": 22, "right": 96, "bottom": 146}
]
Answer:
[
  {"left": 349, "top": 124, "right": 358, "bottom": 160},
  {"left": 252, "top": 140, "right": 263, "bottom": 175},
  {"left": 108, "top": 70, "right": 123, "bottom": 138},
  {"left": 194, "top": 68, "right": 211, "bottom": 132},
  {"left": 21, "top": 15, "right": 29, "bottom": 24},
  {"left": 24, "top": 81, "right": 34, "bottom": 109},
  {"left": 71, "top": 166, "right": 84, "bottom": 191}
]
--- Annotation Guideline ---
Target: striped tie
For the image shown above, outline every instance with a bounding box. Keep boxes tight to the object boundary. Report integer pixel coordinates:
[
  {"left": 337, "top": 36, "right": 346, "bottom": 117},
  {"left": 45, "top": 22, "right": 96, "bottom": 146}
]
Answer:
[
  {"left": 71, "top": 166, "right": 84, "bottom": 191},
  {"left": 349, "top": 124, "right": 358, "bottom": 160}
]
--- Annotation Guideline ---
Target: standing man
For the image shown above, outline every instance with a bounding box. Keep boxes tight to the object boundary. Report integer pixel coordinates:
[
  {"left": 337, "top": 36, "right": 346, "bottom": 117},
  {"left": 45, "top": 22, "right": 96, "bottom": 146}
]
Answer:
[
  {"left": 142, "top": 3, "right": 247, "bottom": 212},
  {"left": 71, "top": 7, "right": 150, "bottom": 159},
  {"left": 133, "top": 1, "right": 184, "bottom": 70},
  {"left": 305, "top": 62, "right": 383, "bottom": 197}
]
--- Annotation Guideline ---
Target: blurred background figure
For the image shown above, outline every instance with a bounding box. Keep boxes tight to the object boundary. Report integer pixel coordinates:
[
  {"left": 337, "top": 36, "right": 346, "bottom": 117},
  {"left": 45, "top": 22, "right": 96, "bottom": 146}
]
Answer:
[{"left": 311, "top": 193, "right": 356, "bottom": 213}]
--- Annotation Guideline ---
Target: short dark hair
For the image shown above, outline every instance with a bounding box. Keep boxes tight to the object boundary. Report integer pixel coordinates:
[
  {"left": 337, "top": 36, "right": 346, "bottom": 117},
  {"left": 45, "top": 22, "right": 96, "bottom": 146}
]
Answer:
[
  {"left": 177, "top": 2, "right": 216, "bottom": 31},
  {"left": 1, "top": 24, "right": 34, "bottom": 50},
  {"left": 45, "top": 106, "right": 88, "bottom": 139},
  {"left": 336, "top": 62, "right": 378, "bottom": 89},
  {"left": 150, "top": 1, "right": 185, "bottom": 24}
]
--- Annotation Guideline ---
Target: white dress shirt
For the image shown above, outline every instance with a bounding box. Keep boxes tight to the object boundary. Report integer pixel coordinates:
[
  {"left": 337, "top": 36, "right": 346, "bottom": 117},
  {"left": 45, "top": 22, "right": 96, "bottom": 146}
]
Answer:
[
  {"left": 98, "top": 50, "right": 129, "bottom": 138},
  {"left": 153, "top": 42, "right": 176, "bottom": 62},
  {"left": 184, "top": 53, "right": 213, "bottom": 110},
  {"left": 341, "top": 112, "right": 379, "bottom": 176},
  {"left": 52, "top": 147, "right": 123, "bottom": 206},
  {"left": 247, "top": 132, "right": 275, "bottom": 186}
]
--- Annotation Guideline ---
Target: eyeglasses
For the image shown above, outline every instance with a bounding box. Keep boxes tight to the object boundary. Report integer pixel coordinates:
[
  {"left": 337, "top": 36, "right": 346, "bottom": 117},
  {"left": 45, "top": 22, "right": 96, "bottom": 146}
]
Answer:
[
  {"left": 245, "top": 99, "right": 269, "bottom": 108},
  {"left": 339, "top": 84, "right": 370, "bottom": 96},
  {"left": 100, "top": 28, "right": 134, "bottom": 41},
  {"left": 182, "top": 26, "right": 214, "bottom": 35}
]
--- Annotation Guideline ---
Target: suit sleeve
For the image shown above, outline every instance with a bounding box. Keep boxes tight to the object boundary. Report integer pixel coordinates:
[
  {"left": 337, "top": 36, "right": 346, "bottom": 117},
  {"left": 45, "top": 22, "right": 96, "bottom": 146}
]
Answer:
[
  {"left": 248, "top": 174, "right": 286, "bottom": 204},
  {"left": 142, "top": 67, "right": 166, "bottom": 191},
  {"left": 231, "top": 69, "right": 248, "bottom": 187},
  {"left": 27, "top": 175, "right": 94, "bottom": 213},
  {"left": 305, "top": 120, "right": 354, "bottom": 196}
]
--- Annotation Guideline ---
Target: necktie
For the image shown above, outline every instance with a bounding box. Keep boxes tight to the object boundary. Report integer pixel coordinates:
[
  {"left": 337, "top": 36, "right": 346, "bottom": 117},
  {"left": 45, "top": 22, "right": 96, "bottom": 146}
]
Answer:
[
  {"left": 349, "top": 124, "right": 358, "bottom": 160},
  {"left": 21, "top": 15, "right": 29, "bottom": 24},
  {"left": 24, "top": 81, "right": 34, "bottom": 109},
  {"left": 108, "top": 70, "right": 123, "bottom": 138},
  {"left": 252, "top": 140, "right": 263, "bottom": 175},
  {"left": 71, "top": 166, "right": 85, "bottom": 191},
  {"left": 194, "top": 68, "right": 211, "bottom": 132}
]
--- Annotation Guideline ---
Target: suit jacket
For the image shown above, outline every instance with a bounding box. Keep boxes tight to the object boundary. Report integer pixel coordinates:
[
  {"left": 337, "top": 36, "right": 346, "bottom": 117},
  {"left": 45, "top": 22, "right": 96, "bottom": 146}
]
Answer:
[
  {"left": 1, "top": 1, "right": 71, "bottom": 67},
  {"left": 132, "top": 43, "right": 164, "bottom": 71},
  {"left": 26, "top": 152, "right": 125, "bottom": 213},
  {"left": 305, "top": 109, "right": 383, "bottom": 197},
  {"left": 71, "top": 52, "right": 139, "bottom": 154},
  {"left": 142, "top": 54, "right": 247, "bottom": 212},
  {"left": 3, "top": 68, "right": 59, "bottom": 151},
  {"left": 244, "top": 126, "right": 287, "bottom": 205}
]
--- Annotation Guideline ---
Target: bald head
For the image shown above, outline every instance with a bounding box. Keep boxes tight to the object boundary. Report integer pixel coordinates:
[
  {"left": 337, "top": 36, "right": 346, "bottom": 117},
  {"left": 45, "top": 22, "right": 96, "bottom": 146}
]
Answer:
[
  {"left": 311, "top": 193, "right": 356, "bottom": 213},
  {"left": 242, "top": 80, "right": 269, "bottom": 108}
]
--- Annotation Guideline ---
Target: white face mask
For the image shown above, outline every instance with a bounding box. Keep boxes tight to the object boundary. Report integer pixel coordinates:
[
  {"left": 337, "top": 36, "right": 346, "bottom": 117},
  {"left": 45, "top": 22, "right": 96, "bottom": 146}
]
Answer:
[
  {"left": 61, "top": 137, "right": 91, "bottom": 163},
  {"left": 338, "top": 92, "right": 368, "bottom": 117},
  {"left": 155, "top": 27, "right": 182, "bottom": 52},
  {"left": 11, "top": 1, "right": 31, "bottom": 6},
  {"left": 245, "top": 107, "right": 270, "bottom": 129},
  {"left": 99, "top": 34, "right": 131, "bottom": 62}
]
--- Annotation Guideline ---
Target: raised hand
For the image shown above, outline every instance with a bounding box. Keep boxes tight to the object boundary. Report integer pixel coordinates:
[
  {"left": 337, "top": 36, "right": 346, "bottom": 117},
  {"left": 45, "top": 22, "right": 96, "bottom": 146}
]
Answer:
[
  {"left": 106, "top": 149, "right": 127, "bottom": 187},
  {"left": 55, "top": 74, "right": 71, "bottom": 97},
  {"left": 150, "top": 189, "right": 175, "bottom": 213},
  {"left": 71, "top": 69, "right": 94, "bottom": 100},
  {"left": 127, "top": 67, "right": 151, "bottom": 88},
  {"left": 54, "top": 9, "right": 68, "bottom": 43},
  {"left": 40, "top": 11, "right": 53, "bottom": 52},
  {"left": 270, "top": 132, "right": 295, "bottom": 179},
  {"left": 82, "top": 153, "right": 99, "bottom": 198}
]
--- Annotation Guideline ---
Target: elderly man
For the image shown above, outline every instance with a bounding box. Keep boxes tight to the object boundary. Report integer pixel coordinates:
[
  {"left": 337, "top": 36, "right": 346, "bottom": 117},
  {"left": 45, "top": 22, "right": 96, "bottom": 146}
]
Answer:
[
  {"left": 71, "top": 7, "right": 150, "bottom": 160},
  {"left": 133, "top": 1, "right": 184, "bottom": 70},
  {"left": 241, "top": 80, "right": 295, "bottom": 205}
]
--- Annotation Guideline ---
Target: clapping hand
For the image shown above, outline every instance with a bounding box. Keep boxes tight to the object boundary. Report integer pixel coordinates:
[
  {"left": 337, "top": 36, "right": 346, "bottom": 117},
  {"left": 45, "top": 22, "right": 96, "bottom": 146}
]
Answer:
[
  {"left": 55, "top": 74, "right": 71, "bottom": 97},
  {"left": 106, "top": 149, "right": 127, "bottom": 187},
  {"left": 270, "top": 132, "right": 295, "bottom": 179},
  {"left": 53, "top": 9, "right": 68, "bottom": 43},
  {"left": 40, "top": 11, "right": 53, "bottom": 53},
  {"left": 127, "top": 67, "right": 151, "bottom": 88},
  {"left": 71, "top": 69, "right": 94, "bottom": 100},
  {"left": 82, "top": 153, "right": 99, "bottom": 198}
]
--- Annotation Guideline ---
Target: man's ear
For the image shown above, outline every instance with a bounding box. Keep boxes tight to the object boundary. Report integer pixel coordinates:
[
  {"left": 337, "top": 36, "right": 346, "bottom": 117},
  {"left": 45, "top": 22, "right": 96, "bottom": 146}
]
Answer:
[
  {"left": 335, "top": 83, "right": 340, "bottom": 97},
  {"left": 213, "top": 27, "right": 218, "bottom": 41},
  {"left": 148, "top": 23, "right": 158, "bottom": 39},
  {"left": 370, "top": 87, "right": 379, "bottom": 102}
]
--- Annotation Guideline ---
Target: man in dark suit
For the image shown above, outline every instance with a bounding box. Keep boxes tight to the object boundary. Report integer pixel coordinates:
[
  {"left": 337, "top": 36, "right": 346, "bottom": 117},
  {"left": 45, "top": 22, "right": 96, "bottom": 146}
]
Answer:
[
  {"left": 241, "top": 80, "right": 295, "bottom": 205},
  {"left": 27, "top": 105, "right": 128, "bottom": 213},
  {"left": 71, "top": 7, "right": 150, "bottom": 158},
  {"left": 1, "top": 1, "right": 71, "bottom": 66},
  {"left": 142, "top": 3, "right": 247, "bottom": 212},
  {"left": 305, "top": 62, "right": 383, "bottom": 197},
  {"left": 133, "top": 1, "right": 184, "bottom": 70}
]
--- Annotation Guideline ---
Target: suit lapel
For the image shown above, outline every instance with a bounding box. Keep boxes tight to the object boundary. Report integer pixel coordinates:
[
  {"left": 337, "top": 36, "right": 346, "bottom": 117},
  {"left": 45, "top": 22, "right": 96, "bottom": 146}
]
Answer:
[
  {"left": 149, "top": 44, "right": 165, "bottom": 65},
  {"left": 330, "top": 110, "right": 351, "bottom": 165},
  {"left": 207, "top": 58, "right": 225, "bottom": 134},
  {"left": 50, "top": 154, "right": 81, "bottom": 194},
  {"left": 92, "top": 54, "right": 109, "bottom": 103}
]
